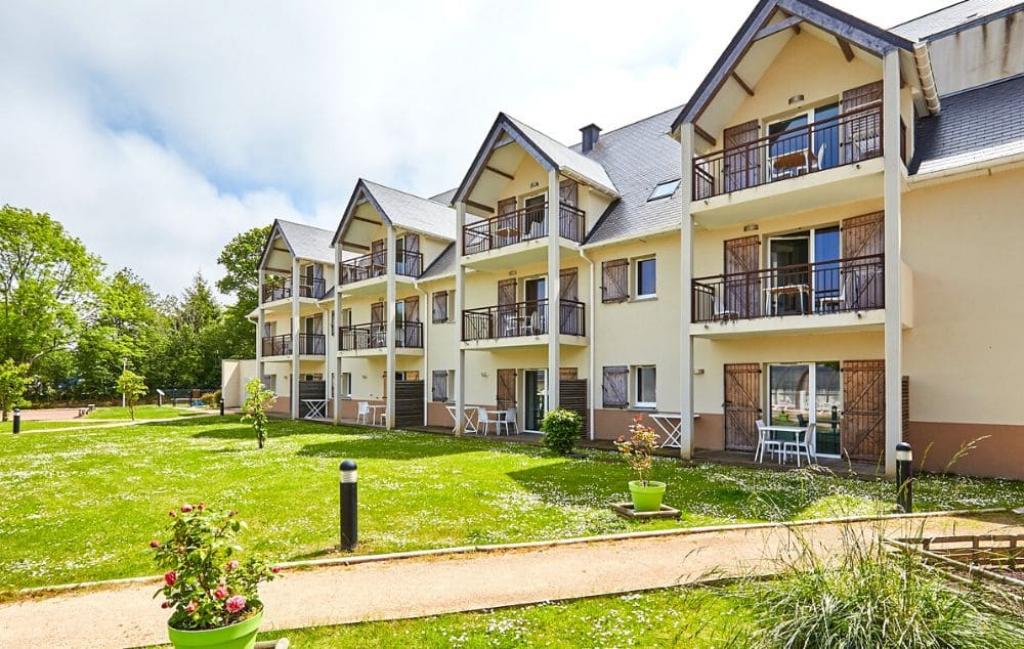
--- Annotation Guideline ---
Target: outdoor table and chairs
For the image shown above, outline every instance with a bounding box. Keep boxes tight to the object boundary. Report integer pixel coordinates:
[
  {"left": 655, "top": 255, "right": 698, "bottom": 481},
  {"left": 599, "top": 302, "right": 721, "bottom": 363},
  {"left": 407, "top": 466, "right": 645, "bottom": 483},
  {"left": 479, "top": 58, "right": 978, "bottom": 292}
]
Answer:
[
  {"left": 755, "top": 421, "right": 816, "bottom": 465},
  {"left": 764, "top": 282, "right": 811, "bottom": 315},
  {"left": 366, "top": 403, "right": 386, "bottom": 426},
  {"left": 445, "top": 404, "right": 478, "bottom": 433}
]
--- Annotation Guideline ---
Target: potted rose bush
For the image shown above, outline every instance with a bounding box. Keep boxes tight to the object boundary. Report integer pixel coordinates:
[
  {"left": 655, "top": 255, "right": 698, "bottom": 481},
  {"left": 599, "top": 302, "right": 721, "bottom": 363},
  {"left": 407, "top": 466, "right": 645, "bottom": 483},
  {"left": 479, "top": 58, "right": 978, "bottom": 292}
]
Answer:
[
  {"left": 151, "top": 504, "right": 279, "bottom": 649},
  {"left": 615, "top": 417, "right": 666, "bottom": 512}
]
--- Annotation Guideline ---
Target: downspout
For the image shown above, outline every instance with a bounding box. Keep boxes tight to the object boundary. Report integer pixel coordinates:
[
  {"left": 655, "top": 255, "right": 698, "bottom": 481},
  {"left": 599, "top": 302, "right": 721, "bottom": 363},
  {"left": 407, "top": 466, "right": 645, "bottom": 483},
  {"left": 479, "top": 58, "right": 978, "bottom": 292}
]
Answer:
[
  {"left": 579, "top": 248, "right": 596, "bottom": 441},
  {"left": 913, "top": 42, "right": 941, "bottom": 115}
]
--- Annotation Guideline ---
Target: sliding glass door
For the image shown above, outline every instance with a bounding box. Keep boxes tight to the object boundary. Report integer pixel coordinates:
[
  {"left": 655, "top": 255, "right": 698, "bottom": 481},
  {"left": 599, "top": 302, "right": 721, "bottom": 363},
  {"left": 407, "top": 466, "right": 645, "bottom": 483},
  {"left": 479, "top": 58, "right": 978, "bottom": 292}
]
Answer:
[{"left": 768, "top": 362, "right": 842, "bottom": 457}]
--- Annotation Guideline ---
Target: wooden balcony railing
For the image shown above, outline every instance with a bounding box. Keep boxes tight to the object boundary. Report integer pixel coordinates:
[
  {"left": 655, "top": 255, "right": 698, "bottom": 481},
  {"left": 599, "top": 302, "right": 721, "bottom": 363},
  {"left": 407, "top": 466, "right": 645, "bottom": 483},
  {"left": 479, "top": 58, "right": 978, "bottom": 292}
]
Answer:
[
  {"left": 693, "top": 103, "right": 883, "bottom": 200},
  {"left": 260, "top": 333, "right": 326, "bottom": 356},
  {"left": 462, "top": 202, "right": 585, "bottom": 255},
  {"left": 339, "top": 250, "right": 424, "bottom": 285},
  {"left": 462, "top": 299, "right": 585, "bottom": 341},
  {"left": 339, "top": 322, "right": 423, "bottom": 350},
  {"left": 692, "top": 254, "right": 884, "bottom": 323}
]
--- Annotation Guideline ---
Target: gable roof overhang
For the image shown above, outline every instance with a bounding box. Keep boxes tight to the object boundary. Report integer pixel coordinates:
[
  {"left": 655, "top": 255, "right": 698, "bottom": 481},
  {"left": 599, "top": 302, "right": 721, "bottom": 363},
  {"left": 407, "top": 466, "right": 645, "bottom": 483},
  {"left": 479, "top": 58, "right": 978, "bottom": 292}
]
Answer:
[
  {"left": 453, "top": 113, "right": 618, "bottom": 212},
  {"left": 671, "top": 0, "right": 918, "bottom": 139},
  {"left": 258, "top": 220, "right": 296, "bottom": 273},
  {"left": 332, "top": 179, "right": 389, "bottom": 251}
]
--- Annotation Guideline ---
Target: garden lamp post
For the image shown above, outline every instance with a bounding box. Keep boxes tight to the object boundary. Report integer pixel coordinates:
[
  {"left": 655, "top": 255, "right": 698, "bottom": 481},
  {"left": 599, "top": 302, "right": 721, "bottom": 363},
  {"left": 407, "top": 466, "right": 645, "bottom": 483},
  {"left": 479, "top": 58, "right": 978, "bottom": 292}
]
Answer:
[
  {"left": 895, "top": 442, "right": 913, "bottom": 513},
  {"left": 339, "top": 459, "right": 358, "bottom": 551},
  {"left": 12, "top": 407, "right": 21, "bottom": 434}
]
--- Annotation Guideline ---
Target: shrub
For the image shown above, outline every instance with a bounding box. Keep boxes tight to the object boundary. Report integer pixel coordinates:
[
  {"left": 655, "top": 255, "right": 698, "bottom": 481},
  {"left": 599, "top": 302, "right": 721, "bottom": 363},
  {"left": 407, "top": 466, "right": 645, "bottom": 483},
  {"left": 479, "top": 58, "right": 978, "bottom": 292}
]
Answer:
[
  {"left": 201, "top": 390, "right": 221, "bottom": 408},
  {"left": 614, "top": 416, "right": 660, "bottom": 485},
  {"left": 116, "top": 369, "right": 148, "bottom": 421},
  {"left": 540, "top": 408, "right": 582, "bottom": 455},
  {"left": 151, "top": 505, "right": 278, "bottom": 631},
  {"left": 241, "top": 378, "right": 275, "bottom": 449}
]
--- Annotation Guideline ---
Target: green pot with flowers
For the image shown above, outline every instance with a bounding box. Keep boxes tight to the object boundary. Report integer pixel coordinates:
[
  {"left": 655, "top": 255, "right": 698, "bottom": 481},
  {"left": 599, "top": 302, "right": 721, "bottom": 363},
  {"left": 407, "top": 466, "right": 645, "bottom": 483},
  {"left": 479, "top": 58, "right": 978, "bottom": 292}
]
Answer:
[
  {"left": 151, "top": 504, "right": 280, "bottom": 649},
  {"left": 615, "top": 417, "right": 666, "bottom": 512}
]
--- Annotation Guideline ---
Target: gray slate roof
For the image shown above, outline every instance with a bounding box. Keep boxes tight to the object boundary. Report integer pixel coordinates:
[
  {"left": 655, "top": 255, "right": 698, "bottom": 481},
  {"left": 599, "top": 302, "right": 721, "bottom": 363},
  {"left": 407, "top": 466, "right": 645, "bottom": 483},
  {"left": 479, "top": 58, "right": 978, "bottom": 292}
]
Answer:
[
  {"left": 505, "top": 115, "right": 619, "bottom": 196},
  {"left": 582, "top": 107, "right": 684, "bottom": 246},
  {"left": 276, "top": 219, "right": 335, "bottom": 264},
  {"left": 910, "top": 73, "right": 1024, "bottom": 175},
  {"left": 362, "top": 180, "right": 457, "bottom": 240},
  {"left": 891, "top": 0, "right": 1022, "bottom": 40},
  {"left": 418, "top": 241, "right": 456, "bottom": 281}
]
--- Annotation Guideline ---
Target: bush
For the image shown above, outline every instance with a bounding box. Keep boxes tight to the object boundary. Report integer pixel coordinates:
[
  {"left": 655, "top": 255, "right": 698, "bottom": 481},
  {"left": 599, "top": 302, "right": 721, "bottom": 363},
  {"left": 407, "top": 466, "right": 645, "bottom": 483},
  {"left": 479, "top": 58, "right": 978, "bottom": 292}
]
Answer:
[
  {"left": 540, "top": 408, "right": 582, "bottom": 455},
  {"left": 201, "top": 390, "right": 221, "bottom": 408}
]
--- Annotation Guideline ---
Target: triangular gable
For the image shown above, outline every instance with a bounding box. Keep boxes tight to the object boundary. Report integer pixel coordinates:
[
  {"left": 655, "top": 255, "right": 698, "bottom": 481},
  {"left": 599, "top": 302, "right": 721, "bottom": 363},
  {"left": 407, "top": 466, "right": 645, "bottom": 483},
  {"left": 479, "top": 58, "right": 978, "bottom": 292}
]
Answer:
[
  {"left": 258, "top": 219, "right": 294, "bottom": 271},
  {"left": 332, "top": 179, "right": 390, "bottom": 247},
  {"left": 672, "top": 0, "right": 914, "bottom": 132}
]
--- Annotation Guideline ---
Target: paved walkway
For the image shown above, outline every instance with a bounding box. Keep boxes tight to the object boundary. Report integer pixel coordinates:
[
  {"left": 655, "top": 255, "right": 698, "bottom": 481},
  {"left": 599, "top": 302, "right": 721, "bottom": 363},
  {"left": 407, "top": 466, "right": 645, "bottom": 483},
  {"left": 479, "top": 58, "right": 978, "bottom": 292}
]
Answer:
[{"left": 1, "top": 511, "right": 1020, "bottom": 648}]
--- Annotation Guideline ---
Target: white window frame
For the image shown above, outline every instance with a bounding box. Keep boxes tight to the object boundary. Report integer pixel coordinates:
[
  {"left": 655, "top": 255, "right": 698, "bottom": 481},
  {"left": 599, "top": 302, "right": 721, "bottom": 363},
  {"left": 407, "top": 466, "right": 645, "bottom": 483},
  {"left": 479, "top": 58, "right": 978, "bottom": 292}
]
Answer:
[
  {"left": 341, "top": 372, "right": 352, "bottom": 398},
  {"left": 647, "top": 178, "right": 680, "bottom": 202},
  {"left": 633, "top": 256, "right": 657, "bottom": 301},
  {"left": 633, "top": 365, "right": 657, "bottom": 409}
]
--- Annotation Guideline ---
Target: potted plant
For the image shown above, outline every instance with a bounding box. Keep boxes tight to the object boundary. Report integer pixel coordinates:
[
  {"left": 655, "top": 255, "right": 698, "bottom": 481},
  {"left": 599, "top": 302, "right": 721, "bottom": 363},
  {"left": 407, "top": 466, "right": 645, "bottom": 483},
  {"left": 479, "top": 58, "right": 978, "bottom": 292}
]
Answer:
[
  {"left": 151, "top": 504, "right": 279, "bottom": 649},
  {"left": 615, "top": 417, "right": 666, "bottom": 512}
]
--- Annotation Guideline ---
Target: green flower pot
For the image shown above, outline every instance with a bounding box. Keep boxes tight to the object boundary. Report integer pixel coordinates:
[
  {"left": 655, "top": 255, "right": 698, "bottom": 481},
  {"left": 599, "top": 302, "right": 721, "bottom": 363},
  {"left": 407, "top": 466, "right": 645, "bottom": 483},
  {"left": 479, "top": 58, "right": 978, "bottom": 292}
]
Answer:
[
  {"left": 628, "top": 480, "right": 667, "bottom": 512},
  {"left": 167, "top": 611, "right": 263, "bottom": 649}
]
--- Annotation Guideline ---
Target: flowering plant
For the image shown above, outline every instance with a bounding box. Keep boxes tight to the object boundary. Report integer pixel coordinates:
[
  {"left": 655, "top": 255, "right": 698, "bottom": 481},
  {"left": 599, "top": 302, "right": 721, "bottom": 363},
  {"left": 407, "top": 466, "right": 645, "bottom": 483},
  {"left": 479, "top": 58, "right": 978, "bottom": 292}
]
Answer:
[
  {"left": 614, "top": 416, "right": 660, "bottom": 485},
  {"left": 151, "top": 504, "right": 279, "bottom": 630}
]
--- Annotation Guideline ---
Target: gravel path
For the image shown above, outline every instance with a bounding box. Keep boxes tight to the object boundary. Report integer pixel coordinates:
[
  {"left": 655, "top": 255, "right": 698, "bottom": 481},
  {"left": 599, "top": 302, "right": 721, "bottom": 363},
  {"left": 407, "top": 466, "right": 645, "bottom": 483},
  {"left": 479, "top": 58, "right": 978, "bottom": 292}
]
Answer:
[{"left": 1, "top": 511, "right": 1019, "bottom": 648}]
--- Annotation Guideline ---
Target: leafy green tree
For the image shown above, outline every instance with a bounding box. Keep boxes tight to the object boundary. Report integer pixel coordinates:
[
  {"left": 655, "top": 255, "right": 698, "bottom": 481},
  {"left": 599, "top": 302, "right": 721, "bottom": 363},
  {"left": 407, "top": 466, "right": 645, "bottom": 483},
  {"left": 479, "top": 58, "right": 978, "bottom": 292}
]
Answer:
[
  {"left": 0, "top": 359, "right": 30, "bottom": 421},
  {"left": 0, "top": 205, "right": 102, "bottom": 370},
  {"left": 115, "top": 369, "right": 148, "bottom": 421},
  {"left": 150, "top": 275, "right": 223, "bottom": 390},
  {"left": 241, "top": 377, "right": 276, "bottom": 448},
  {"left": 216, "top": 226, "right": 270, "bottom": 359}
]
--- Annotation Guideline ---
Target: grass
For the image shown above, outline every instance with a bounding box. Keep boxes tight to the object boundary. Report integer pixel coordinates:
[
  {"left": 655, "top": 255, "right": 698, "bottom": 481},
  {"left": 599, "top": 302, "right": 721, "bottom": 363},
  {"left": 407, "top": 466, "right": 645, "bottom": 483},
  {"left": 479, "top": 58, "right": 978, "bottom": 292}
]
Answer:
[
  {"left": 84, "top": 405, "right": 207, "bottom": 420},
  {"left": 0, "top": 420, "right": 98, "bottom": 433},
  {"left": 2, "top": 417, "right": 1022, "bottom": 593}
]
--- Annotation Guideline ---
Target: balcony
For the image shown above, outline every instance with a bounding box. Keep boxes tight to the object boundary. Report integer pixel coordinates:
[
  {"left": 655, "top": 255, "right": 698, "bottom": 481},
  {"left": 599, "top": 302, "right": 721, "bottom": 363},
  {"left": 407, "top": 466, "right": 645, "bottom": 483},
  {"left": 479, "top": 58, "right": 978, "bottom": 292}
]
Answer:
[
  {"left": 340, "top": 250, "right": 423, "bottom": 286},
  {"left": 261, "top": 333, "right": 326, "bottom": 357},
  {"left": 261, "top": 279, "right": 327, "bottom": 304},
  {"left": 463, "top": 202, "right": 585, "bottom": 256},
  {"left": 338, "top": 322, "right": 424, "bottom": 355},
  {"left": 691, "top": 254, "right": 885, "bottom": 337},
  {"left": 461, "top": 299, "right": 586, "bottom": 349}
]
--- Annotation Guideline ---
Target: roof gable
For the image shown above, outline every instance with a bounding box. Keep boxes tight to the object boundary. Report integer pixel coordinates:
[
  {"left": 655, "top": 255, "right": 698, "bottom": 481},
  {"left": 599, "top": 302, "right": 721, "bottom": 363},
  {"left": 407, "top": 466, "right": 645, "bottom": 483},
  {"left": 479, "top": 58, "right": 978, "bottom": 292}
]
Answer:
[
  {"left": 333, "top": 179, "right": 457, "bottom": 246},
  {"left": 259, "top": 218, "right": 335, "bottom": 270}
]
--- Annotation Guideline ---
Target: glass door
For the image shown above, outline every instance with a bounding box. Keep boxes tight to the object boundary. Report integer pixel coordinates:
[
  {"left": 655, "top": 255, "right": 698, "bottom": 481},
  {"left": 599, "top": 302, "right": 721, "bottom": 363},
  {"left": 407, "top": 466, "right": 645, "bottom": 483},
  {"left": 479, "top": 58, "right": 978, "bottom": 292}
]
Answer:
[
  {"left": 814, "top": 362, "right": 842, "bottom": 456},
  {"left": 524, "top": 369, "right": 547, "bottom": 432},
  {"left": 768, "top": 362, "right": 842, "bottom": 456},
  {"left": 768, "top": 233, "right": 810, "bottom": 315},
  {"left": 523, "top": 277, "right": 546, "bottom": 335}
]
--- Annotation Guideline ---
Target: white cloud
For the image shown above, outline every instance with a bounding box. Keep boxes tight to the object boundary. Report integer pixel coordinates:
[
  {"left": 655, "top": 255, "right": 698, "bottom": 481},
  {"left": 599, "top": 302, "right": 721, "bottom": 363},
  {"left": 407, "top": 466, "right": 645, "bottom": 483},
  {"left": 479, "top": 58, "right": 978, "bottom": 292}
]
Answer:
[{"left": 0, "top": 0, "right": 942, "bottom": 296}]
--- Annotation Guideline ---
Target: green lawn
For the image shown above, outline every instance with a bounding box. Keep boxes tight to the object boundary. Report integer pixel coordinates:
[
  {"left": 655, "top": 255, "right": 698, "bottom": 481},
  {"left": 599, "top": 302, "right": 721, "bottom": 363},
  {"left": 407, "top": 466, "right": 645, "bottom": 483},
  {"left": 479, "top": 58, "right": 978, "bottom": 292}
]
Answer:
[
  {"left": 2, "top": 417, "right": 1022, "bottom": 593},
  {"left": 0, "top": 420, "right": 97, "bottom": 433},
  {"left": 84, "top": 405, "right": 208, "bottom": 420}
]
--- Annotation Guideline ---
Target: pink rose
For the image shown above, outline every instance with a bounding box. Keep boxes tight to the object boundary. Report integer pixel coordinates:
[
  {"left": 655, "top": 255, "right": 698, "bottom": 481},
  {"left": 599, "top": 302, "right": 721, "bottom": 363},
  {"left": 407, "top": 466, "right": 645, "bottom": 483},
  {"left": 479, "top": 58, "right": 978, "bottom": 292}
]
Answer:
[
  {"left": 271, "top": 566, "right": 281, "bottom": 574},
  {"left": 225, "top": 560, "right": 239, "bottom": 571},
  {"left": 185, "top": 601, "right": 197, "bottom": 614},
  {"left": 149, "top": 540, "right": 160, "bottom": 549},
  {"left": 214, "top": 585, "right": 229, "bottom": 600},
  {"left": 180, "top": 504, "right": 193, "bottom": 513},
  {"left": 161, "top": 601, "right": 171, "bottom": 609},
  {"left": 164, "top": 571, "right": 177, "bottom": 586},
  {"left": 225, "top": 595, "right": 246, "bottom": 614}
]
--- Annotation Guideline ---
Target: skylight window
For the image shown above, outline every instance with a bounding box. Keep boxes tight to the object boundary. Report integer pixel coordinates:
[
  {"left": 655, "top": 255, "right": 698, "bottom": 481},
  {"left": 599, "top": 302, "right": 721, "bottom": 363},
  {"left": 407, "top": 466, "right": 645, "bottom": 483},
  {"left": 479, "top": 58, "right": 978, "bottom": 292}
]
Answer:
[{"left": 648, "top": 179, "right": 680, "bottom": 201}]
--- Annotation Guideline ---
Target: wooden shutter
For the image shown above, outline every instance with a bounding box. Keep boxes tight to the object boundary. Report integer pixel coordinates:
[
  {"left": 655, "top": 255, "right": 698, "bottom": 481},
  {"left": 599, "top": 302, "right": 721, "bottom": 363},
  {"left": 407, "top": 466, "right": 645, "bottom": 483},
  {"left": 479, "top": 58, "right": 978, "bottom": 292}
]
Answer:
[
  {"left": 601, "top": 259, "right": 629, "bottom": 302},
  {"left": 432, "top": 370, "right": 448, "bottom": 402},
  {"left": 497, "top": 279, "right": 517, "bottom": 306},
  {"left": 841, "top": 212, "right": 884, "bottom": 309},
  {"left": 559, "top": 268, "right": 579, "bottom": 301},
  {"left": 724, "top": 236, "right": 761, "bottom": 318},
  {"left": 841, "top": 212, "right": 883, "bottom": 258},
  {"left": 558, "top": 179, "right": 578, "bottom": 207},
  {"left": 404, "top": 296, "right": 419, "bottom": 322},
  {"left": 841, "top": 81, "right": 882, "bottom": 163},
  {"left": 841, "top": 360, "right": 886, "bottom": 462},
  {"left": 559, "top": 367, "right": 578, "bottom": 380},
  {"left": 602, "top": 366, "right": 629, "bottom": 408},
  {"left": 723, "top": 120, "right": 760, "bottom": 192},
  {"left": 724, "top": 363, "right": 762, "bottom": 451},
  {"left": 496, "top": 369, "right": 517, "bottom": 410},
  {"left": 371, "top": 238, "right": 385, "bottom": 264},
  {"left": 498, "top": 197, "right": 517, "bottom": 215},
  {"left": 370, "top": 301, "right": 384, "bottom": 324},
  {"left": 432, "top": 291, "right": 448, "bottom": 323}
]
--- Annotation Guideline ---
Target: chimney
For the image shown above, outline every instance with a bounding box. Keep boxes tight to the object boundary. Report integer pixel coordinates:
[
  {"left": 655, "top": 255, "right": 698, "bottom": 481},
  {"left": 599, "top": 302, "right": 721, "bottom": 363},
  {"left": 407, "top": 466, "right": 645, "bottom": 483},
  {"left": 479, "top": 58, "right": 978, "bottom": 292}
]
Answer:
[{"left": 580, "top": 124, "right": 602, "bottom": 153}]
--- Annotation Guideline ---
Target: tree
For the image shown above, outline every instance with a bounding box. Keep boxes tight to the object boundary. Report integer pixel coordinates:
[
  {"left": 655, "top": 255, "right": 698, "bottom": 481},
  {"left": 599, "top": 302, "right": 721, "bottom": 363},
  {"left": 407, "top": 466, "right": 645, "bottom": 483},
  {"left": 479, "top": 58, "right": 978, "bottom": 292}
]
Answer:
[
  {"left": 241, "top": 378, "right": 275, "bottom": 448},
  {"left": 116, "top": 369, "right": 148, "bottom": 421},
  {"left": 0, "top": 205, "right": 102, "bottom": 370},
  {"left": 0, "top": 359, "right": 30, "bottom": 422},
  {"left": 150, "top": 274, "right": 223, "bottom": 390},
  {"left": 216, "top": 226, "right": 270, "bottom": 360}
]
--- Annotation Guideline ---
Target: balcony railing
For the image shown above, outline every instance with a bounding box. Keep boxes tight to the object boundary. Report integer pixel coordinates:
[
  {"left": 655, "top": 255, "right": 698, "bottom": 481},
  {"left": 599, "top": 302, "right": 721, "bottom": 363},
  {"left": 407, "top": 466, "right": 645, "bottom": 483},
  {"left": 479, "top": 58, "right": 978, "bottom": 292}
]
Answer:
[
  {"left": 462, "top": 299, "right": 585, "bottom": 341},
  {"left": 261, "top": 279, "right": 326, "bottom": 303},
  {"left": 339, "top": 322, "right": 423, "bottom": 350},
  {"left": 260, "top": 333, "right": 326, "bottom": 356},
  {"left": 339, "top": 250, "right": 423, "bottom": 284},
  {"left": 462, "top": 202, "right": 585, "bottom": 255},
  {"left": 692, "top": 254, "right": 884, "bottom": 323},
  {"left": 693, "top": 103, "right": 883, "bottom": 200}
]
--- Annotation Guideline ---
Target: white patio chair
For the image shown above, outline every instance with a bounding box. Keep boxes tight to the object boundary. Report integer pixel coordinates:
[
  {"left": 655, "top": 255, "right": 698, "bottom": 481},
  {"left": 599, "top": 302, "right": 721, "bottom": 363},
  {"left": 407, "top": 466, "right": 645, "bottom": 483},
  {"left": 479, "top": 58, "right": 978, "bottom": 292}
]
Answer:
[
  {"left": 505, "top": 407, "right": 519, "bottom": 435},
  {"left": 754, "top": 419, "right": 783, "bottom": 464},
  {"left": 783, "top": 423, "right": 816, "bottom": 467},
  {"left": 522, "top": 310, "right": 541, "bottom": 336},
  {"left": 477, "top": 407, "right": 507, "bottom": 435},
  {"left": 356, "top": 401, "right": 370, "bottom": 425},
  {"left": 819, "top": 269, "right": 851, "bottom": 312},
  {"left": 713, "top": 293, "right": 740, "bottom": 321}
]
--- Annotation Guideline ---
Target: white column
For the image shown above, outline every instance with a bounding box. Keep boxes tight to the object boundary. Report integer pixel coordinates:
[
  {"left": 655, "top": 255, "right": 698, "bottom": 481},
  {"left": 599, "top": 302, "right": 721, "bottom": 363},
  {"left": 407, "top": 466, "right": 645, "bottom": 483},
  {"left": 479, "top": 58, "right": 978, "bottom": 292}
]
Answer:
[
  {"left": 679, "top": 123, "right": 695, "bottom": 460},
  {"left": 546, "top": 169, "right": 561, "bottom": 413},
  {"left": 883, "top": 49, "right": 903, "bottom": 478},
  {"left": 418, "top": 285, "right": 429, "bottom": 427},
  {"left": 290, "top": 258, "right": 300, "bottom": 420},
  {"left": 454, "top": 201, "right": 467, "bottom": 435},
  {"left": 333, "top": 244, "right": 343, "bottom": 424},
  {"left": 256, "top": 269, "right": 264, "bottom": 390},
  {"left": 385, "top": 225, "right": 397, "bottom": 429}
]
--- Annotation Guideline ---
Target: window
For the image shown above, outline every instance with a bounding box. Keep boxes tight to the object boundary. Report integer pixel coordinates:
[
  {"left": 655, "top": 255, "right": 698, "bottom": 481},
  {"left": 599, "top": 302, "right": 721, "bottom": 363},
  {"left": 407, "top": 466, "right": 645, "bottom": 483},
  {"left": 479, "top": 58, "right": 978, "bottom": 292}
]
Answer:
[
  {"left": 635, "top": 257, "right": 656, "bottom": 298},
  {"left": 602, "top": 366, "right": 629, "bottom": 408},
  {"left": 601, "top": 259, "right": 629, "bottom": 302},
  {"left": 432, "top": 291, "right": 450, "bottom": 323},
  {"left": 647, "top": 179, "right": 680, "bottom": 201},
  {"left": 635, "top": 366, "right": 656, "bottom": 408},
  {"left": 341, "top": 373, "right": 352, "bottom": 398},
  {"left": 432, "top": 370, "right": 452, "bottom": 402}
]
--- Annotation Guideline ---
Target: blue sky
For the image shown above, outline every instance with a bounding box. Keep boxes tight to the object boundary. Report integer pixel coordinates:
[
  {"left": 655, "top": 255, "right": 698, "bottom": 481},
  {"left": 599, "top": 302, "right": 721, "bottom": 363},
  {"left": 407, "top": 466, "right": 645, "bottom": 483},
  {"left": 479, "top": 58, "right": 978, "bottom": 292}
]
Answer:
[{"left": 0, "top": 0, "right": 940, "bottom": 296}]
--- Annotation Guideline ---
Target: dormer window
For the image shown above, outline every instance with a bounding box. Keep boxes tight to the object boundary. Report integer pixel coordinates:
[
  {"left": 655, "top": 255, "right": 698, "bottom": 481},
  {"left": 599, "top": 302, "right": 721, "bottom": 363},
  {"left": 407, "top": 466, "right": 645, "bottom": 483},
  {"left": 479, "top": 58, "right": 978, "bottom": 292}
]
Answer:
[{"left": 647, "top": 179, "right": 680, "bottom": 201}]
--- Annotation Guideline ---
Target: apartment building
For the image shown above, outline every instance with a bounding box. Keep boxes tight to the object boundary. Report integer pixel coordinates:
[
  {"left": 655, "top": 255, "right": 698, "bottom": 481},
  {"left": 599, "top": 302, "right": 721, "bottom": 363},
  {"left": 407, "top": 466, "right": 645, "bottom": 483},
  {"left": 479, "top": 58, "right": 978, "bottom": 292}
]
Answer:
[{"left": 227, "top": 0, "right": 1024, "bottom": 480}]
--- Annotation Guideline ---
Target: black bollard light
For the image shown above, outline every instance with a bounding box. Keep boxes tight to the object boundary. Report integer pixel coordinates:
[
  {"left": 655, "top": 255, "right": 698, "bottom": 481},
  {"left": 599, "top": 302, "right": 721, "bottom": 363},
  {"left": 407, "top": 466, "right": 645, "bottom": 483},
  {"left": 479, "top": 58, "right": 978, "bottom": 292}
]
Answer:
[
  {"left": 12, "top": 407, "right": 21, "bottom": 434},
  {"left": 895, "top": 441, "right": 913, "bottom": 513},
  {"left": 219, "top": 397, "right": 225, "bottom": 416},
  {"left": 339, "top": 459, "right": 358, "bottom": 551}
]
